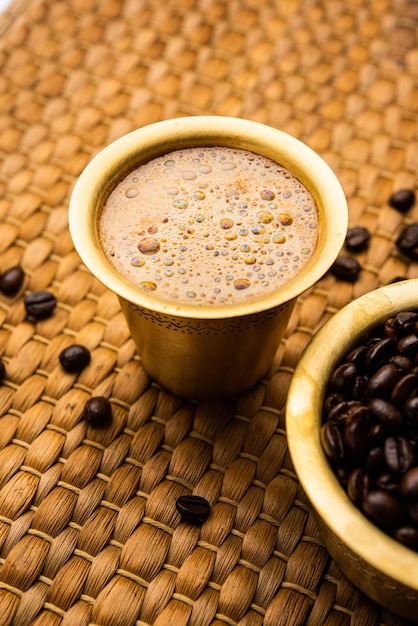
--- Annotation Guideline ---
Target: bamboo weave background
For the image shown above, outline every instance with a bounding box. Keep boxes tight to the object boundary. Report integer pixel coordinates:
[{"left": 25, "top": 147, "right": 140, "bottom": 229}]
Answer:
[{"left": 0, "top": 0, "right": 417, "bottom": 624}]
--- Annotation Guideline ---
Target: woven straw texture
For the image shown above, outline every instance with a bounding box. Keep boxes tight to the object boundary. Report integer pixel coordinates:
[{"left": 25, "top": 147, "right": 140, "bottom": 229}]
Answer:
[{"left": 0, "top": 0, "right": 417, "bottom": 624}]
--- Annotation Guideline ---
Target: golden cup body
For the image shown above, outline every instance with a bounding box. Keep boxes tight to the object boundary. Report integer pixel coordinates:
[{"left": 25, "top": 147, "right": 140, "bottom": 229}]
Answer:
[
  {"left": 286, "top": 279, "right": 418, "bottom": 620},
  {"left": 69, "top": 116, "right": 347, "bottom": 399}
]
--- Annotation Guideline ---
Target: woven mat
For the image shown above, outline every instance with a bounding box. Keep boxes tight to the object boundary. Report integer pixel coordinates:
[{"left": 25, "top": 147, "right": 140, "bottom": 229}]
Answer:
[{"left": 0, "top": 0, "right": 417, "bottom": 624}]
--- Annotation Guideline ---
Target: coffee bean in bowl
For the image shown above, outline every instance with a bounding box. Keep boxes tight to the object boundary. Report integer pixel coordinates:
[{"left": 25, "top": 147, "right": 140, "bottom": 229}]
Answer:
[
  {"left": 286, "top": 279, "right": 418, "bottom": 621},
  {"left": 321, "top": 310, "right": 418, "bottom": 548}
]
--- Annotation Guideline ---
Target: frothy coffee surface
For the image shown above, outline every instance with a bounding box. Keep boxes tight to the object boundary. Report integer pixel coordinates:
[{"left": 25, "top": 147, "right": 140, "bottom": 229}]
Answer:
[{"left": 99, "top": 147, "right": 318, "bottom": 305}]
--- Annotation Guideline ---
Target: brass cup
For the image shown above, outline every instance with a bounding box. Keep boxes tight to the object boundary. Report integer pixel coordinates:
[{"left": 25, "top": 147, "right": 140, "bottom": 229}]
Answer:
[
  {"left": 69, "top": 116, "right": 347, "bottom": 399},
  {"left": 286, "top": 279, "right": 418, "bottom": 620}
]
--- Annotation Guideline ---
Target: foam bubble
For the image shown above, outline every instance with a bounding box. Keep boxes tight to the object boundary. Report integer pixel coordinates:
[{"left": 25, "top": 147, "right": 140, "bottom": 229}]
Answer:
[{"left": 99, "top": 146, "right": 318, "bottom": 305}]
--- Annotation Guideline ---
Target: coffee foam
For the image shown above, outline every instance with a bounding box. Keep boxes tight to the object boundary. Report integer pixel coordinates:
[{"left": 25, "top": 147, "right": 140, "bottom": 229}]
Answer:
[{"left": 99, "top": 146, "right": 318, "bottom": 305}]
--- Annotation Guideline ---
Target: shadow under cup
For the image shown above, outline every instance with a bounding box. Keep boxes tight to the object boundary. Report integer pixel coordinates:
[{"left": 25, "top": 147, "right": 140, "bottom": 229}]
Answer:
[{"left": 69, "top": 116, "right": 348, "bottom": 399}]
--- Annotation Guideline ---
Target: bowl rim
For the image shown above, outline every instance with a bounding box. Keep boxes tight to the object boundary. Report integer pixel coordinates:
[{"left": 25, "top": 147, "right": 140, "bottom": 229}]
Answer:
[
  {"left": 69, "top": 115, "right": 347, "bottom": 319},
  {"left": 286, "top": 279, "right": 418, "bottom": 589}
]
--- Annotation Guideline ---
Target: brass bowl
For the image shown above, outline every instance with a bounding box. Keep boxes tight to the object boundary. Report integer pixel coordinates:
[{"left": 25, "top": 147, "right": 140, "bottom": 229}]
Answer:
[
  {"left": 69, "top": 116, "right": 347, "bottom": 399},
  {"left": 286, "top": 279, "right": 418, "bottom": 620}
]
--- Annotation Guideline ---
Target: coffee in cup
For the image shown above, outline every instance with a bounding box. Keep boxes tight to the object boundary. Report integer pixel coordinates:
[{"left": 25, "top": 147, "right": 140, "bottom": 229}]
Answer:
[{"left": 69, "top": 116, "right": 347, "bottom": 399}]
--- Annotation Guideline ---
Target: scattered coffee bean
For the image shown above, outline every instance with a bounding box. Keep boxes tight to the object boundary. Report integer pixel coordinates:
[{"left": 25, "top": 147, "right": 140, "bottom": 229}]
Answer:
[
  {"left": 329, "top": 255, "right": 361, "bottom": 282},
  {"left": 322, "top": 309, "right": 418, "bottom": 552},
  {"left": 387, "top": 276, "right": 409, "bottom": 285},
  {"left": 345, "top": 226, "right": 371, "bottom": 252},
  {"left": 83, "top": 396, "right": 112, "bottom": 428},
  {"left": 389, "top": 188, "right": 416, "bottom": 213},
  {"left": 24, "top": 290, "right": 57, "bottom": 319},
  {"left": 0, "top": 265, "right": 25, "bottom": 296},
  {"left": 395, "top": 223, "right": 418, "bottom": 261},
  {"left": 59, "top": 344, "right": 91, "bottom": 373},
  {"left": 175, "top": 495, "right": 211, "bottom": 524}
]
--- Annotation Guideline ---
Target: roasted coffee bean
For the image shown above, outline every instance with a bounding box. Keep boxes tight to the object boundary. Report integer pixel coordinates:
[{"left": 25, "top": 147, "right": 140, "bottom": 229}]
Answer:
[
  {"left": 389, "top": 188, "right": 416, "bottom": 213},
  {"left": 0, "top": 265, "right": 25, "bottom": 296},
  {"left": 367, "top": 422, "right": 387, "bottom": 447},
  {"left": 363, "top": 490, "right": 402, "bottom": 530},
  {"left": 405, "top": 396, "right": 418, "bottom": 424},
  {"left": 363, "top": 489, "right": 402, "bottom": 530},
  {"left": 344, "top": 406, "right": 370, "bottom": 461},
  {"left": 323, "top": 392, "right": 345, "bottom": 415},
  {"left": 383, "top": 317, "right": 398, "bottom": 339},
  {"left": 328, "top": 400, "right": 362, "bottom": 424},
  {"left": 329, "top": 362, "right": 358, "bottom": 393},
  {"left": 400, "top": 467, "right": 418, "bottom": 499},
  {"left": 391, "top": 374, "right": 418, "bottom": 405},
  {"left": 367, "top": 363, "right": 400, "bottom": 397},
  {"left": 387, "top": 276, "right": 409, "bottom": 284},
  {"left": 59, "top": 345, "right": 91, "bottom": 373},
  {"left": 406, "top": 502, "right": 418, "bottom": 525},
  {"left": 83, "top": 396, "right": 112, "bottom": 428},
  {"left": 395, "top": 311, "right": 418, "bottom": 332},
  {"left": 347, "top": 468, "right": 372, "bottom": 506},
  {"left": 24, "top": 290, "right": 57, "bottom": 319},
  {"left": 347, "top": 345, "right": 368, "bottom": 368},
  {"left": 389, "top": 354, "right": 413, "bottom": 373},
  {"left": 395, "top": 223, "right": 418, "bottom": 261},
  {"left": 321, "top": 421, "right": 344, "bottom": 461},
  {"left": 384, "top": 436, "right": 416, "bottom": 474},
  {"left": 329, "top": 255, "right": 361, "bottom": 282},
  {"left": 335, "top": 463, "right": 351, "bottom": 486},
  {"left": 345, "top": 226, "right": 371, "bottom": 252},
  {"left": 369, "top": 398, "right": 403, "bottom": 429},
  {"left": 352, "top": 375, "right": 368, "bottom": 403},
  {"left": 175, "top": 495, "right": 211, "bottom": 524},
  {"left": 365, "top": 446, "right": 386, "bottom": 475},
  {"left": 376, "top": 472, "right": 399, "bottom": 496},
  {"left": 366, "top": 338, "right": 395, "bottom": 372},
  {"left": 394, "top": 526, "right": 418, "bottom": 551},
  {"left": 397, "top": 333, "right": 418, "bottom": 356}
]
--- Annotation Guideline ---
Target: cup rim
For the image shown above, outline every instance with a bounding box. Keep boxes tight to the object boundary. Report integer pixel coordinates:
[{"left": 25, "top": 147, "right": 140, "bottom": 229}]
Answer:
[
  {"left": 286, "top": 279, "right": 418, "bottom": 589},
  {"left": 69, "top": 115, "right": 348, "bottom": 319}
]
